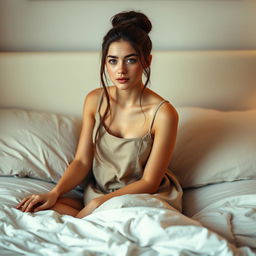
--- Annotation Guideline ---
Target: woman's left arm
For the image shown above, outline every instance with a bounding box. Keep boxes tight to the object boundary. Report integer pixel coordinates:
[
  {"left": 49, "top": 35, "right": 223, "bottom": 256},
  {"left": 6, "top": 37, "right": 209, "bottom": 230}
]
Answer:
[{"left": 76, "top": 103, "right": 178, "bottom": 218}]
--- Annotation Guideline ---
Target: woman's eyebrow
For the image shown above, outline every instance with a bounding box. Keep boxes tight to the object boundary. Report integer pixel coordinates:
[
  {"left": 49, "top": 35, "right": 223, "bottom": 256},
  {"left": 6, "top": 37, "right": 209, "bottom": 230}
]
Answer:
[{"left": 107, "top": 53, "right": 138, "bottom": 59}]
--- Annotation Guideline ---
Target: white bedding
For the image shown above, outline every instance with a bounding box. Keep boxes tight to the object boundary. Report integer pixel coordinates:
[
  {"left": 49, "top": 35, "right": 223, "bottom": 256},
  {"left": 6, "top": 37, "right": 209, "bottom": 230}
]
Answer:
[
  {"left": 0, "top": 176, "right": 82, "bottom": 207},
  {"left": 183, "top": 180, "right": 256, "bottom": 253},
  {"left": 183, "top": 180, "right": 256, "bottom": 217},
  {"left": 193, "top": 194, "right": 256, "bottom": 250},
  {"left": 0, "top": 108, "right": 256, "bottom": 255},
  {"left": 0, "top": 177, "right": 255, "bottom": 256}
]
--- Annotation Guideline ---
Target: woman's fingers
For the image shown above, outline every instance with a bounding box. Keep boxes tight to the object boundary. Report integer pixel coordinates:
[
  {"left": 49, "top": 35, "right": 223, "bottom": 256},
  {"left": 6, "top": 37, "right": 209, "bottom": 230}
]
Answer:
[
  {"left": 21, "top": 196, "right": 37, "bottom": 212},
  {"left": 16, "top": 196, "right": 33, "bottom": 211},
  {"left": 17, "top": 193, "right": 58, "bottom": 213},
  {"left": 17, "top": 194, "right": 43, "bottom": 212},
  {"left": 24, "top": 196, "right": 41, "bottom": 212},
  {"left": 16, "top": 197, "right": 29, "bottom": 209},
  {"left": 33, "top": 201, "right": 50, "bottom": 213}
]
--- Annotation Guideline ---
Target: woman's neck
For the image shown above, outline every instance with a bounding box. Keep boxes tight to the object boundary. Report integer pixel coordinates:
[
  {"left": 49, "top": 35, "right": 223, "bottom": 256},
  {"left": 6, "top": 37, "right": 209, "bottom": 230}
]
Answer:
[{"left": 113, "top": 84, "right": 145, "bottom": 108}]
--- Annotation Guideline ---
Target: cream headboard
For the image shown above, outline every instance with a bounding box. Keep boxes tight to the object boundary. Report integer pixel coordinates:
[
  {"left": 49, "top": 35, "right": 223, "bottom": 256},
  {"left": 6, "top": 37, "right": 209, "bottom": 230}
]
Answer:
[{"left": 0, "top": 51, "right": 255, "bottom": 117}]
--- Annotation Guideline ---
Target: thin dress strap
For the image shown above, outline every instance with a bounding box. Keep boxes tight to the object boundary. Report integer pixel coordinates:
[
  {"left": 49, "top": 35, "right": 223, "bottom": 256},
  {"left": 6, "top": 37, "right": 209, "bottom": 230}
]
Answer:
[
  {"left": 148, "top": 100, "right": 169, "bottom": 134},
  {"left": 96, "top": 90, "right": 104, "bottom": 114}
]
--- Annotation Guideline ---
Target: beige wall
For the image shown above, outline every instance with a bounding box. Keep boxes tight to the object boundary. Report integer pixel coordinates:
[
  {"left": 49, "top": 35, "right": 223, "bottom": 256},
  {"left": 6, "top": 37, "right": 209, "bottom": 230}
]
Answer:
[
  {"left": 1, "top": 51, "right": 256, "bottom": 115},
  {"left": 0, "top": 0, "right": 256, "bottom": 52}
]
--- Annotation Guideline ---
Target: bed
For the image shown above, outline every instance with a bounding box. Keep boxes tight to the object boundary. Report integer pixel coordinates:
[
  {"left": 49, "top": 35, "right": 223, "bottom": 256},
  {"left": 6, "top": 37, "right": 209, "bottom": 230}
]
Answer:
[{"left": 0, "top": 50, "right": 256, "bottom": 256}]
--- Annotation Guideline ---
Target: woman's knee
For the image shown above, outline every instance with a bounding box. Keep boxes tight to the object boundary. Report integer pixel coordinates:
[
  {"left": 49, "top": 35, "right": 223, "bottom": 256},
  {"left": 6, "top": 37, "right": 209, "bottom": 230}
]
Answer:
[{"left": 57, "top": 197, "right": 83, "bottom": 210}]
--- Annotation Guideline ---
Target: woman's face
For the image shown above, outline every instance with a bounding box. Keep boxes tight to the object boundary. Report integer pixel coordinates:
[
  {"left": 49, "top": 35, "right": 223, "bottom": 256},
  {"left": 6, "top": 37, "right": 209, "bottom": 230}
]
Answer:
[{"left": 105, "top": 40, "right": 144, "bottom": 90}]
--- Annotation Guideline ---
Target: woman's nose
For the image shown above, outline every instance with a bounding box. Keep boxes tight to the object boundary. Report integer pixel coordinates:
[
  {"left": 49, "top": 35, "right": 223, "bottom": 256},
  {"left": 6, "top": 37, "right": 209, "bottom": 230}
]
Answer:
[{"left": 117, "top": 62, "right": 127, "bottom": 74}]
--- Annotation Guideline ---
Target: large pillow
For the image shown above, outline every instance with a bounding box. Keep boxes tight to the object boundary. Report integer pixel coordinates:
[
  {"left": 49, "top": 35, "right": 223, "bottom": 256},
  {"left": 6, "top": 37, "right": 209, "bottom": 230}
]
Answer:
[
  {"left": 0, "top": 108, "right": 81, "bottom": 183},
  {"left": 170, "top": 107, "right": 256, "bottom": 188}
]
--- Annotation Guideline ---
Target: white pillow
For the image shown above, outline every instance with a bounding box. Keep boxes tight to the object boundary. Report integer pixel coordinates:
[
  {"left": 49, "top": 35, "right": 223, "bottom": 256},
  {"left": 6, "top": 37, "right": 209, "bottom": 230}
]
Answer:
[
  {"left": 170, "top": 107, "right": 256, "bottom": 188},
  {"left": 0, "top": 109, "right": 81, "bottom": 183}
]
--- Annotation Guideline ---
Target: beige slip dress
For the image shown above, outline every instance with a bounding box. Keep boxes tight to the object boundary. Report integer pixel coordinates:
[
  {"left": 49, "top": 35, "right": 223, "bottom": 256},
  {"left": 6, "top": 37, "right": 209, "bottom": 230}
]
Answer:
[{"left": 83, "top": 92, "right": 183, "bottom": 212}]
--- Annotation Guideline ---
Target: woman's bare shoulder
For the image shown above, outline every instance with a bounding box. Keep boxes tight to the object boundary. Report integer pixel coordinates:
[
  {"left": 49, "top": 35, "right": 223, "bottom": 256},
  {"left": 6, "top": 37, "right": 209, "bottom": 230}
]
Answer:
[
  {"left": 83, "top": 88, "right": 103, "bottom": 115},
  {"left": 144, "top": 88, "right": 176, "bottom": 111},
  {"left": 144, "top": 88, "right": 178, "bottom": 130},
  {"left": 157, "top": 101, "right": 178, "bottom": 121},
  {"left": 85, "top": 87, "right": 103, "bottom": 100}
]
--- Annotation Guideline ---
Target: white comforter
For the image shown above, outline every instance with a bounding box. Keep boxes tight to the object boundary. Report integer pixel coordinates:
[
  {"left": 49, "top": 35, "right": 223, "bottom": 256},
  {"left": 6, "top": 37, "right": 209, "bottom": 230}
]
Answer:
[
  {"left": 0, "top": 177, "right": 255, "bottom": 256},
  {"left": 193, "top": 195, "right": 256, "bottom": 251}
]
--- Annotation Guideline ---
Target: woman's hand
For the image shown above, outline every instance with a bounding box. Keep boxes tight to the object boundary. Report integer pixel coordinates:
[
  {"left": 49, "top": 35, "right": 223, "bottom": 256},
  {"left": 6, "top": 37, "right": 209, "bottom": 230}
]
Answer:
[
  {"left": 16, "top": 190, "right": 59, "bottom": 213},
  {"left": 75, "top": 195, "right": 108, "bottom": 218}
]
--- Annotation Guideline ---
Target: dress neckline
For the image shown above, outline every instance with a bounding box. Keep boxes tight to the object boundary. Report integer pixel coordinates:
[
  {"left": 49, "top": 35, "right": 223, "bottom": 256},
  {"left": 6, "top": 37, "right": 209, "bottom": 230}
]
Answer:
[
  {"left": 102, "top": 123, "right": 152, "bottom": 141},
  {"left": 96, "top": 94, "right": 168, "bottom": 142},
  {"left": 96, "top": 112, "right": 152, "bottom": 141}
]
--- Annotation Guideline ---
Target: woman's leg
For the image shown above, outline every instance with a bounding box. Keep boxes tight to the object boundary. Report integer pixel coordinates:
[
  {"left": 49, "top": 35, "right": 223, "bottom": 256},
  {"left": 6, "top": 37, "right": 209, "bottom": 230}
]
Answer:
[{"left": 50, "top": 197, "right": 84, "bottom": 217}]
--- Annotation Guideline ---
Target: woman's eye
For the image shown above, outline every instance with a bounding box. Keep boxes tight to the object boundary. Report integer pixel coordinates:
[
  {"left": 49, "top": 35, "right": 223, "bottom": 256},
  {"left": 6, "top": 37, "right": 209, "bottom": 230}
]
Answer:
[
  {"left": 108, "top": 59, "right": 117, "bottom": 65},
  {"left": 126, "top": 58, "right": 137, "bottom": 64}
]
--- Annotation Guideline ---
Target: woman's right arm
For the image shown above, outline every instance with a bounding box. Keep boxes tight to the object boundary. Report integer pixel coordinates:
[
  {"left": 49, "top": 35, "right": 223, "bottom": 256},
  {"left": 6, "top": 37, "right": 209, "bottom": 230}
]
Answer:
[
  {"left": 16, "top": 89, "right": 101, "bottom": 212},
  {"left": 50, "top": 88, "right": 99, "bottom": 196}
]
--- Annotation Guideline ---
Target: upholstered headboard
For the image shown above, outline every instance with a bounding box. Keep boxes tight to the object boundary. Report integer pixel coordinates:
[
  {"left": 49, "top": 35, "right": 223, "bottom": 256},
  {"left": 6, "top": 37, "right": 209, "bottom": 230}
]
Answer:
[{"left": 0, "top": 51, "right": 255, "bottom": 117}]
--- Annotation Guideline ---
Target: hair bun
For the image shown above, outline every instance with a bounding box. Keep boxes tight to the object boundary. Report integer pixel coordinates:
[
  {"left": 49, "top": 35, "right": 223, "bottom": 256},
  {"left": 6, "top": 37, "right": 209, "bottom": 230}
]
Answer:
[{"left": 111, "top": 11, "right": 152, "bottom": 34}]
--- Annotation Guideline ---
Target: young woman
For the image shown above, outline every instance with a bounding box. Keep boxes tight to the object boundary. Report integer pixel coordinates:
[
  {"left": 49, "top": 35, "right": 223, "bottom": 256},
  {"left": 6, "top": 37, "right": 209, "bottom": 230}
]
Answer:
[{"left": 17, "top": 11, "right": 182, "bottom": 219}]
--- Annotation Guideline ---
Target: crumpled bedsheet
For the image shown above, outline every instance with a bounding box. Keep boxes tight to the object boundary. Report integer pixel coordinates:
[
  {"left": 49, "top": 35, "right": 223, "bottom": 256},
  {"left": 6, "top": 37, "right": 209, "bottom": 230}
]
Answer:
[
  {"left": 192, "top": 194, "right": 256, "bottom": 253},
  {"left": 0, "top": 194, "right": 254, "bottom": 256}
]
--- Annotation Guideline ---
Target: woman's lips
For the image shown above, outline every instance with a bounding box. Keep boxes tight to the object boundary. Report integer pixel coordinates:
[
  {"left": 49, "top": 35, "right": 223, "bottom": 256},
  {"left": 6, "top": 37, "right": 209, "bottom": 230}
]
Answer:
[{"left": 116, "top": 78, "right": 129, "bottom": 84}]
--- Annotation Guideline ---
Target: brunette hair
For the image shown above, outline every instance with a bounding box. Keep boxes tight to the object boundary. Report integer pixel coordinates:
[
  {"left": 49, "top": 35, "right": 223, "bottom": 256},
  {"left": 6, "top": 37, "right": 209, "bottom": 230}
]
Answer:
[{"left": 95, "top": 11, "right": 153, "bottom": 144}]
